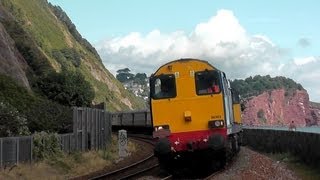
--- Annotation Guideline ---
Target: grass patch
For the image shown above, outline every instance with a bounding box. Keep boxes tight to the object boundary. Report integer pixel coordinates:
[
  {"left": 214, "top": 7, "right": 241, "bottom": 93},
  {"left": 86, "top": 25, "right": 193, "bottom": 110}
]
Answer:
[
  {"left": 0, "top": 135, "right": 137, "bottom": 179},
  {"left": 267, "top": 152, "right": 320, "bottom": 180}
]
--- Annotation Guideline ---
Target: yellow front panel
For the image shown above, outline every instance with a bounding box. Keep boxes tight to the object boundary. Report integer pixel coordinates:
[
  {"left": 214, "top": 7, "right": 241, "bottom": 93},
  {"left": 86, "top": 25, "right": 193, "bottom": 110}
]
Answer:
[
  {"left": 152, "top": 95, "right": 225, "bottom": 133},
  {"left": 151, "top": 60, "right": 225, "bottom": 133}
]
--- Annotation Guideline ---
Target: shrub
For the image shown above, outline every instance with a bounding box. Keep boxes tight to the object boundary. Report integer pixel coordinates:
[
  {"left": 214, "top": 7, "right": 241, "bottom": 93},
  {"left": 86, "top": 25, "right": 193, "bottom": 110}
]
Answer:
[
  {"left": 0, "top": 101, "right": 30, "bottom": 137},
  {"left": 52, "top": 48, "right": 81, "bottom": 68},
  {"left": 26, "top": 100, "right": 72, "bottom": 134},
  {"left": 32, "top": 131, "right": 62, "bottom": 160},
  {"left": 257, "top": 109, "right": 267, "bottom": 123},
  {"left": 257, "top": 109, "right": 265, "bottom": 119}
]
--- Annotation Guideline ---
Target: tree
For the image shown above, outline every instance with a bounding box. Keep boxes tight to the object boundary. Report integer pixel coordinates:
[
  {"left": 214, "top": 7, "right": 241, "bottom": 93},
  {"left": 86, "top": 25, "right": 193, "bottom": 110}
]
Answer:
[
  {"left": 117, "top": 68, "right": 131, "bottom": 74},
  {"left": 134, "top": 73, "right": 147, "bottom": 84},
  {"left": 36, "top": 71, "right": 94, "bottom": 107},
  {"left": 0, "top": 101, "right": 30, "bottom": 137},
  {"left": 116, "top": 68, "right": 134, "bottom": 82}
]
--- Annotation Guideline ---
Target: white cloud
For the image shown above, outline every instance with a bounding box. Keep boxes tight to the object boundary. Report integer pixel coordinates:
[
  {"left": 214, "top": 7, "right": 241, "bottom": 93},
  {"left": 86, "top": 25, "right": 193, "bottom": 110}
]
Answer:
[
  {"left": 278, "top": 56, "right": 320, "bottom": 102},
  {"left": 96, "top": 9, "right": 320, "bottom": 102},
  {"left": 293, "top": 56, "right": 317, "bottom": 66}
]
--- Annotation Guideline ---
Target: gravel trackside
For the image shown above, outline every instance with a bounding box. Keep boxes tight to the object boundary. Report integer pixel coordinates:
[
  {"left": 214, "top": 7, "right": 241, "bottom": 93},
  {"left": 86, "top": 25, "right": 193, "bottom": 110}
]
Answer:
[{"left": 210, "top": 147, "right": 299, "bottom": 180}]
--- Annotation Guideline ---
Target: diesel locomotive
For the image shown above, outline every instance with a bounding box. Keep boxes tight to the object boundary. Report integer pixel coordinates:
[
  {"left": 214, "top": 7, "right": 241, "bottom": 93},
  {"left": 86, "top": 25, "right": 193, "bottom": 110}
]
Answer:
[{"left": 149, "top": 58, "right": 242, "bottom": 170}]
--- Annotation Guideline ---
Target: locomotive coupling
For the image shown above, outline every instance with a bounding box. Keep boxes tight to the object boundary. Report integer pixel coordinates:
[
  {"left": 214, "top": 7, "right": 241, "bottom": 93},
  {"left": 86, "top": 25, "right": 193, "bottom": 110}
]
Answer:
[
  {"left": 154, "top": 138, "right": 171, "bottom": 157},
  {"left": 187, "top": 141, "right": 194, "bottom": 152},
  {"left": 208, "top": 134, "right": 225, "bottom": 150}
]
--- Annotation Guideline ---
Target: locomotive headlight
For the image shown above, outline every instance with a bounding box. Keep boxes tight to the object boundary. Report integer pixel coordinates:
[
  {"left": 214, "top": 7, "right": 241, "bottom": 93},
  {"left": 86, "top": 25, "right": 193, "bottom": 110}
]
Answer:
[
  {"left": 154, "top": 125, "right": 170, "bottom": 131},
  {"left": 153, "top": 125, "right": 171, "bottom": 138},
  {"left": 214, "top": 121, "right": 221, "bottom": 127},
  {"left": 208, "top": 120, "right": 224, "bottom": 128}
]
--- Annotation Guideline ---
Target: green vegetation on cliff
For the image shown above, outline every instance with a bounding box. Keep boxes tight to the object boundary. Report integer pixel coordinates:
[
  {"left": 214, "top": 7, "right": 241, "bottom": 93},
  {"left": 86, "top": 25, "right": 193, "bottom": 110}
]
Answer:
[
  {"left": 0, "top": 74, "right": 72, "bottom": 135},
  {"left": 0, "top": 0, "right": 146, "bottom": 135},
  {"left": 35, "top": 70, "right": 94, "bottom": 107},
  {"left": 0, "top": 0, "right": 146, "bottom": 111},
  {"left": 231, "top": 75, "right": 304, "bottom": 98}
]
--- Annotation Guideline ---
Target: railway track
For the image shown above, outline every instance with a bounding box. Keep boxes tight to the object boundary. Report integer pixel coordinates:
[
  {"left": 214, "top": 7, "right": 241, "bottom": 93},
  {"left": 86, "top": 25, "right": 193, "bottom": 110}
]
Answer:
[
  {"left": 83, "top": 133, "right": 237, "bottom": 180},
  {"left": 117, "top": 164, "right": 173, "bottom": 180},
  {"left": 89, "top": 134, "right": 165, "bottom": 180}
]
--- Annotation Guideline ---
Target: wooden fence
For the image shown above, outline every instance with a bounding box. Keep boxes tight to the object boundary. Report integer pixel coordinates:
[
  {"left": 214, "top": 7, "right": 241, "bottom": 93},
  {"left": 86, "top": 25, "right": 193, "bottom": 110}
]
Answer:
[
  {"left": 0, "top": 136, "right": 33, "bottom": 167},
  {"left": 72, "top": 107, "right": 111, "bottom": 151},
  {"left": 0, "top": 107, "right": 112, "bottom": 167}
]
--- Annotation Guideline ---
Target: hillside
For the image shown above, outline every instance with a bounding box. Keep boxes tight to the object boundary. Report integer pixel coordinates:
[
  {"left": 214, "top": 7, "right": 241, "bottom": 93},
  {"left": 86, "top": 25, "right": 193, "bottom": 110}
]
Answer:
[
  {"left": 0, "top": 0, "right": 145, "bottom": 111},
  {"left": 230, "top": 75, "right": 304, "bottom": 99}
]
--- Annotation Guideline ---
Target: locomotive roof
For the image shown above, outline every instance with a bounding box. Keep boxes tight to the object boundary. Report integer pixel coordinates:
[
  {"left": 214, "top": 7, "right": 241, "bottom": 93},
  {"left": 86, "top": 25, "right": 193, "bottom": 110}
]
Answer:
[{"left": 152, "top": 58, "right": 222, "bottom": 76}]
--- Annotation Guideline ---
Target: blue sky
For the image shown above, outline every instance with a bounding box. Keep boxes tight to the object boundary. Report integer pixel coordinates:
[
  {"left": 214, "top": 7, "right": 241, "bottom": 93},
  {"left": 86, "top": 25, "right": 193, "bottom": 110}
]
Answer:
[
  {"left": 49, "top": 0, "right": 320, "bottom": 102},
  {"left": 49, "top": 0, "right": 318, "bottom": 55}
]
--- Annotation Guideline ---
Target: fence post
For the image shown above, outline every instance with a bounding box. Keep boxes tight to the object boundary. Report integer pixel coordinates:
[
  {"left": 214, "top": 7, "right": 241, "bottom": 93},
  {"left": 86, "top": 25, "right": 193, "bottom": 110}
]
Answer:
[
  {"left": 30, "top": 136, "right": 33, "bottom": 164},
  {"left": 108, "top": 112, "right": 112, "bottom": 145},
  {"left": 73, "top": 107, "right": 78, "bottom": 151},
  {"left": 82, "top": 108, "right": 86, "bottom": 151},
  {"left": 98, "top": 109, "right": 101, "bottom": 149},
  {"left": 99, "top": 111, "right": 102, "bottom": 149},
  {"left": 16, "top": 138, "right": 19, "bottom": 165},
  {"left": 86, "top": 108, "right": 89, "bottom": 151},
  {"left": 105, "top": 112, "right": 109, "bottom": 146},
  {"left": 96, "top": 109, "right": 99, "bottom": 150},
  {"left": 91, "top": 108, "right": 95, "bottom": 150},
  {"left": 0, "top": 138, "right": 2, "bottom": 167},
  {"left": 93, "top": 109, "right": 96, "bottom": 150},
  {"left": 68, "top": 134, "right": 71, "bottom": 153},
  {"left": 101, "top": 111, "right": 104, "bottom": 148}
]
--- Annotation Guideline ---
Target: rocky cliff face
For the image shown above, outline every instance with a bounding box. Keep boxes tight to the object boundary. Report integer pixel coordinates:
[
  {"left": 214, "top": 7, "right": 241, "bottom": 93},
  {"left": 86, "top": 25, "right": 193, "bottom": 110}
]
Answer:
[
  {"left": 242, "top": 89, "right": 320, "bottom": 127},
  {"left": 310, "top": 102, "right": 320, "bottom": 126},
  {"left": 0, "top": 7, "right": 30, "bottom": 89}
]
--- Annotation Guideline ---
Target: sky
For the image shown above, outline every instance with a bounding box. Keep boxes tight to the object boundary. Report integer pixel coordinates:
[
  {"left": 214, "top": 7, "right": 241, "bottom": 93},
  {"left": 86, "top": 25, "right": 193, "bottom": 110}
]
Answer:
[{"left": 49, "top": 0, "right": 320, "bottom": 102}]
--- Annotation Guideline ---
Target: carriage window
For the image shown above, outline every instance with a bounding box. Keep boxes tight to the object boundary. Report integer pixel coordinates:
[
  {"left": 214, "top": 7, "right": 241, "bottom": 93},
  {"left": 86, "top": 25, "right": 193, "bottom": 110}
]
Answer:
[
  {"left": 151, "top": 75, "right": 176, "bottom": 99},
  {"left": 195, "top": 70, "right": 221, "bottom": 95},
  {"left": 232, "top": 90, "right": 240, "bottom": 104}
]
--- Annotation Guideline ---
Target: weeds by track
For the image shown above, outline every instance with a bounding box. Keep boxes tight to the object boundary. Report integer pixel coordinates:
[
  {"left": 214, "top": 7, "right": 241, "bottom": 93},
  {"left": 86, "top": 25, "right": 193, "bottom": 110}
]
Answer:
[{"left": 89, "top": 134, "right": 159, "bottom": 180}]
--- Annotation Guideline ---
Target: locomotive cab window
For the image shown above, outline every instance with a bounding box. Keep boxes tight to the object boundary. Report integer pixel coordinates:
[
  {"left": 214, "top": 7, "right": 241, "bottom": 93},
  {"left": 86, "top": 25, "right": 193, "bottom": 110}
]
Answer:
[
  {"left": 150, "top": 75, "right": 176, "bottom": 99},
  {"left": 195, "top": 70, "right": 221, "bottom": 95}
]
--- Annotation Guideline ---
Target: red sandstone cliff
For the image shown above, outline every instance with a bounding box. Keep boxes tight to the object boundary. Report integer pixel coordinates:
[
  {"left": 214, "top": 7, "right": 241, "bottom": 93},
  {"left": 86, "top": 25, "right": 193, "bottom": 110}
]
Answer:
[
  {"left": 310, "top": 102, "right": 320, "bottom": 126},
  {"left": 242, "top": 89, "right": 320, "bottom": 127}
]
